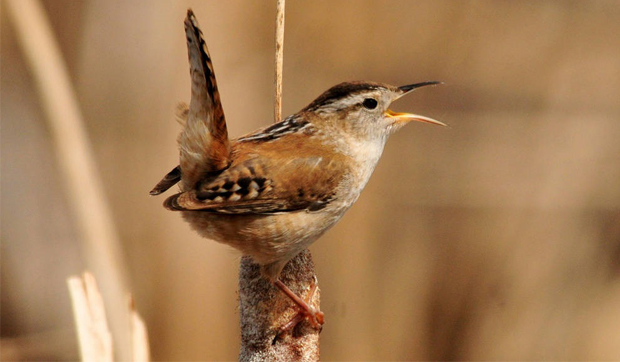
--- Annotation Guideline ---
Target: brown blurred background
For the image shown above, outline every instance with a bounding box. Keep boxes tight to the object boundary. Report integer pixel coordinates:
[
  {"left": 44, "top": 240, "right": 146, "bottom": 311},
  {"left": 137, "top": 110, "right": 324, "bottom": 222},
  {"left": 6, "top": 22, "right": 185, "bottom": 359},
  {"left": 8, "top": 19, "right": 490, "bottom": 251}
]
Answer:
[{"left": 2, "top": 0, "right": 620, "bottom": 360}]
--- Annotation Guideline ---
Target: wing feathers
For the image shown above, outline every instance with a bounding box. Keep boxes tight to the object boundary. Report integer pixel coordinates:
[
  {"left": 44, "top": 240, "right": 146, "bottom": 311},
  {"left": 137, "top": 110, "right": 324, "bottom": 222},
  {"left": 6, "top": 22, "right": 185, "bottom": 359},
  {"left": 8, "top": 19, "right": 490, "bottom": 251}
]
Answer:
[{"left": 163, "top": 155, "right": 347, "bottom": 215}]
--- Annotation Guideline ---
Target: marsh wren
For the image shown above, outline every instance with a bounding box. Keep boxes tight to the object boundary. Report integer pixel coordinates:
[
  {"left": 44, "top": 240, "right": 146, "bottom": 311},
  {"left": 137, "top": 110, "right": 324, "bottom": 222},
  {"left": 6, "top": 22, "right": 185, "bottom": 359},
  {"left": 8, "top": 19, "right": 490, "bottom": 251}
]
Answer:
[{"left": 151, "top": 9, "right": 445, "bottom": 329}]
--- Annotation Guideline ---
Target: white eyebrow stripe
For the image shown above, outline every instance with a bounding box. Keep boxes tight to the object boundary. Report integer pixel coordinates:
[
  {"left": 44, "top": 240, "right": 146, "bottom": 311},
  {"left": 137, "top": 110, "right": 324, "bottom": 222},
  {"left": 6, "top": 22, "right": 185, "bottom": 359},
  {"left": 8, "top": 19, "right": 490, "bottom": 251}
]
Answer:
[
  {"left": 315, "top": 93, "right": 377, "bottom": 115},
  {"left": 327, "top": 93, "right": 377, "bottom": 108}
]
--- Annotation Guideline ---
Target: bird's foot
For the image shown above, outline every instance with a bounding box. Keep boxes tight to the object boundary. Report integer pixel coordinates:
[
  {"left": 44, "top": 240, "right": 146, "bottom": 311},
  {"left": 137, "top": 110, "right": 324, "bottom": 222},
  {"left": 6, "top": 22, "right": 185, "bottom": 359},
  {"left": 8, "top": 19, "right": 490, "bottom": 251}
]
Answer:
[{"left": 275, "top": 277, "right": 324, "bottom": 334}]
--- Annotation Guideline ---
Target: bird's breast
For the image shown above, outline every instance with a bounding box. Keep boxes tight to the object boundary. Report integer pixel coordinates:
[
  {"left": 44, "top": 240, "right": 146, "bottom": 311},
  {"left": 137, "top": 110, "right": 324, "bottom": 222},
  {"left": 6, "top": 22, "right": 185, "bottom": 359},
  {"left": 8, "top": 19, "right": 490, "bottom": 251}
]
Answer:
[{"left": 335, "top": 136, "right": 387, "bottom": 205}]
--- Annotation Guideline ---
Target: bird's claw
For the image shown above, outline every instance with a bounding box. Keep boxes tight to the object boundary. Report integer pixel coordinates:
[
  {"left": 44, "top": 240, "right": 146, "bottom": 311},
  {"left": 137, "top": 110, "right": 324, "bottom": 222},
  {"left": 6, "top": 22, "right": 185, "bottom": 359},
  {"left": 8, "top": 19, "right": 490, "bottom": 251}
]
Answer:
[{"left": 275, "top": 277, "right": 324, "bottom": 335}]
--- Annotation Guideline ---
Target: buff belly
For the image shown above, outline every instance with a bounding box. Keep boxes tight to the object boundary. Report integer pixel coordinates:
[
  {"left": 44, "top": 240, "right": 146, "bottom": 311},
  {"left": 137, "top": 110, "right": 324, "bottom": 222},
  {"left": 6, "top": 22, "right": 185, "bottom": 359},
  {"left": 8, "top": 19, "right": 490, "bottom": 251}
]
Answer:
[{"left": 182, "top": 209, "right": 341, "bottom": 268}]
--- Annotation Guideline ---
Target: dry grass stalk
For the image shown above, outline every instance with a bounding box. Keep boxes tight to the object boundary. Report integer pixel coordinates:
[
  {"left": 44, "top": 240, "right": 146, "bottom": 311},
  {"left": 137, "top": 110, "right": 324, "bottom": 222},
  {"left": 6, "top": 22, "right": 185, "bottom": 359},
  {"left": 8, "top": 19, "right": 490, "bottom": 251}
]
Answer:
[
  {"left": 274, "top": 0, "right": 286, "bottom": 123},
  {"left": 129, "top": 297, "right": 150, "bottom": 362},
  {"left": 67, "top": 272, "right": 150, "bottom": 362},
  {"left": 67, "top": 273, "right": 114, "bottom": 362},
  {"left": 5, "top": 0, "right": 132, "bottom": 358}
]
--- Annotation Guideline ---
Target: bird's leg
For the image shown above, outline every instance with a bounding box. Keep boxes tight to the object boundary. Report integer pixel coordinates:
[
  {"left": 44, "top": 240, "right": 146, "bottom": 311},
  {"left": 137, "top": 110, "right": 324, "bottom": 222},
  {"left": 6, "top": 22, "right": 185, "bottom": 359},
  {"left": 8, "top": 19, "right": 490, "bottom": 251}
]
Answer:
[{"left": 275, "top": 277, "right": 324, "bottom": 331}]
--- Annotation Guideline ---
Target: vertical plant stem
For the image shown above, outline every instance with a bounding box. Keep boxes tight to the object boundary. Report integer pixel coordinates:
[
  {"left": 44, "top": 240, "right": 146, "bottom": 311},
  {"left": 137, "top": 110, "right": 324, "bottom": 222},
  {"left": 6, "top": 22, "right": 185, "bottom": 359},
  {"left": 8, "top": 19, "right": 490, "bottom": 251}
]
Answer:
[
  {"left": 239, "top": 250, "right": 320, "bottom": 362},
  {"left": 67, "top": 273, "right": 113, "bottom": 362},
  {"left": 274, "top": 0, "right": 286, "bottom": 123},
  {"left": 5, "top": 0, "right": 131, "bottom": 359},
  {"left": 239, "top": 2, "right": 320, "bottom": 360}
]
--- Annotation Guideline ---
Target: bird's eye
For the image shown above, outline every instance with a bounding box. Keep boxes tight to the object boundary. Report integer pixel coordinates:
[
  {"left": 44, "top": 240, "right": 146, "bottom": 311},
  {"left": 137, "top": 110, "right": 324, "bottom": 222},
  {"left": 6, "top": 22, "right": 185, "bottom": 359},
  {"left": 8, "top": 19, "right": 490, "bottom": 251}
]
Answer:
[{"left": 362, "top": 98, "right": 378, "bottom": 110}]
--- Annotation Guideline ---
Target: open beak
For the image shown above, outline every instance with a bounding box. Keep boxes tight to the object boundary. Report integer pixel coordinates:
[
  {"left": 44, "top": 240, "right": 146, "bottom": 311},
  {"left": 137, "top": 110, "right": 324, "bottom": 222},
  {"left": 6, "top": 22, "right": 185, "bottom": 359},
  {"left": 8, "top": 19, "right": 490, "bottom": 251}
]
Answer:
[
  {"left": 387, "top": 81, "right": 445, "bottom": 126},
  {"left": 386, "top": 109, "right": 446, "bottom": 126}
]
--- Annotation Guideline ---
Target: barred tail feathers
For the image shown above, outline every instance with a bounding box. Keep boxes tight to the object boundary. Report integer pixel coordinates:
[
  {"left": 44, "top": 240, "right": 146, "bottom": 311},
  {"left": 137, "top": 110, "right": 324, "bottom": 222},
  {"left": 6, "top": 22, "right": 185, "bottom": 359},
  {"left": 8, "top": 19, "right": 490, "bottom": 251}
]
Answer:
[{"left": 179, "top": 9, "right": 230, "bottom": 190}]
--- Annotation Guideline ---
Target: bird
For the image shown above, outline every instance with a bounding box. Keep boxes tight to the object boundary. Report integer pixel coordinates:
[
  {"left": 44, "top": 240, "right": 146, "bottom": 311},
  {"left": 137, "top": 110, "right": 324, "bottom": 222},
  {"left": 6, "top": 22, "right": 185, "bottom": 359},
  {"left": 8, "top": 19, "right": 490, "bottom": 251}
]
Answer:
[{"left": 151, "top": 9, "right": 445, "bottom": 330}]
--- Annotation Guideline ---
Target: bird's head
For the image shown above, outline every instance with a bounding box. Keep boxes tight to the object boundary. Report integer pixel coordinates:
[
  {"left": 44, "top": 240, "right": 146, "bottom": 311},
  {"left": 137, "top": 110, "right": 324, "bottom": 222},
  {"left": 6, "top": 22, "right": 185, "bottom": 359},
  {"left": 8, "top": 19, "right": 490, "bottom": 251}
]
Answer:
[{"left": 303, "top": 81, "right": 445, "bottom": 142}]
